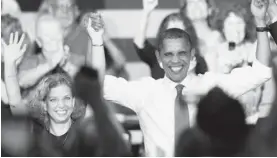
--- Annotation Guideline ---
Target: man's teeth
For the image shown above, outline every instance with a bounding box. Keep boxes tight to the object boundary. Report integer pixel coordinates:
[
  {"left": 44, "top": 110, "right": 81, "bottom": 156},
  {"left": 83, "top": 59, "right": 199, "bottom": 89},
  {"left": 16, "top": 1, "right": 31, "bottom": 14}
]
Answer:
[{"left": 171, "top": 66, "right": 182, "bottom": 72}]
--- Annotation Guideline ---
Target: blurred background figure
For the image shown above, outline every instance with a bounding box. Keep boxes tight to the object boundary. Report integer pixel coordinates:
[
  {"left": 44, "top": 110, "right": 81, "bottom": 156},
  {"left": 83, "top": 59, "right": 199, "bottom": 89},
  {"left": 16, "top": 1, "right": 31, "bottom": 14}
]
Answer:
[
  {"left": 204, "top": 4, "right": 262, "bottom": 122},
  {"left": 38, "top": 0, "right": 91, "bottom": 65},
  {"left": 211, "top": 4, "right": 257, "bottom": 73},
  {"left": 180, "top": 0, "right": 223, "bottom": 59},
  {"left": 18, "top": 14, "right": 84, "bottom": 91},
  {"left": 1, "top": 14, "right": 35, "bottom": 58},
  {"left": 1, "top": 0, "right": 21, "bottom": 17}
]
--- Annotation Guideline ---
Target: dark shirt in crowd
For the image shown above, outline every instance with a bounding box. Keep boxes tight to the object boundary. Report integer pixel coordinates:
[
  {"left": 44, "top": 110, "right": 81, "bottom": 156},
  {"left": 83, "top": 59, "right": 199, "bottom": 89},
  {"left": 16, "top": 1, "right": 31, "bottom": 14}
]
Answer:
[
  {"left": 28, "top": 118, "right": 101, "bottom": 157},
  {"left": 134, "top": 40, "right": 164, "bottom": 79}
]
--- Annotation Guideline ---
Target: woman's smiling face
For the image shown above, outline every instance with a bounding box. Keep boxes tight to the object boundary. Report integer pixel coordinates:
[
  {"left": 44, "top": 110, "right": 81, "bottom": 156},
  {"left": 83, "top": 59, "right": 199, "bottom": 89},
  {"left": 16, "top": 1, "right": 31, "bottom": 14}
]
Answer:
[{"left": 45, "top": 84, "right": 74, "bottom": 123}]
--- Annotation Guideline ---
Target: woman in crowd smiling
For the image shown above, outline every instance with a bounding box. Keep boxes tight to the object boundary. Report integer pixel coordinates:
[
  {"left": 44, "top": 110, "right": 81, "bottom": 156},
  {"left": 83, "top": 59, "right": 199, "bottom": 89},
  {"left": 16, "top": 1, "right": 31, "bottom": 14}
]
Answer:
[{"left": 180, "top": 0, "right": 223, "bottom": 57}]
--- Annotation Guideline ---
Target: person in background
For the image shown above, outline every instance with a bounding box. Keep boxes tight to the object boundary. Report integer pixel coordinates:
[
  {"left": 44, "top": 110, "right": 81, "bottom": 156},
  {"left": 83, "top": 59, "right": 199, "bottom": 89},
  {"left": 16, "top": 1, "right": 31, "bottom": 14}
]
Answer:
[
  {"left": 39, "top": 0, "right": 91, "bottom": 65},
  {"left": 18, "top": 14, "right": 85, "bottom": 90},
  {"left": 210, "top": 4, "right": 257, "bottom": 73},
  {"left": 1, "top": 0, "right": 21, "bottom": 17},
  {"left": 180, "top": 0, "right": 223, "bottom": 58},
  {"left": 133, "top": 0, "right": 207, "bottom": 79},
  {"left": 205, "top": 4, "right": 263, "bottom": 121}
]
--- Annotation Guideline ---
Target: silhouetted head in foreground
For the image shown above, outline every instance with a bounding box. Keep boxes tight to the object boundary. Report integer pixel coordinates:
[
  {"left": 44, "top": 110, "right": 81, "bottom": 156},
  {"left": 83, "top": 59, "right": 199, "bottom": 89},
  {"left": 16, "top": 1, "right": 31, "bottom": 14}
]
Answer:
[{"left": 176, "top": 87, "right": 249, "bottom": 156}]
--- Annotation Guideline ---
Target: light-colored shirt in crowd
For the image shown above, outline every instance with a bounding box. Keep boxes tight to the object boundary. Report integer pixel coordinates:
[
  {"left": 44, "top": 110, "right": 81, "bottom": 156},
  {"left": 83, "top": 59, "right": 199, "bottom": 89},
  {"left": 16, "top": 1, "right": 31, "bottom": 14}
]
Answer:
[
  {"left": 18, "top": 53, "right": 85, "bottom": 72},
  {"left": 103, "top": 60, "right": 271, "bottom": 157}
]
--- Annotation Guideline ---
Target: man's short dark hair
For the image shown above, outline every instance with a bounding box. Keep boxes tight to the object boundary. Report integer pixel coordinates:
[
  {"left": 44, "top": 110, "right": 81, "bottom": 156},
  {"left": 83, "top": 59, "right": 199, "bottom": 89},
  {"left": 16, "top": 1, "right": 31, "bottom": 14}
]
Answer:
[{"left": 157, "top": 28, "right": 192, "bottom": 52}]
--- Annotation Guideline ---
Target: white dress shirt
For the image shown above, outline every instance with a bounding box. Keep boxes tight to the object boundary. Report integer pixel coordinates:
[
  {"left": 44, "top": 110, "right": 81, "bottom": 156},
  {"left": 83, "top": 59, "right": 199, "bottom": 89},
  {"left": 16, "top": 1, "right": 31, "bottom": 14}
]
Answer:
[{"left": 103, "top": 60, "right": 271, "bottom": 157}]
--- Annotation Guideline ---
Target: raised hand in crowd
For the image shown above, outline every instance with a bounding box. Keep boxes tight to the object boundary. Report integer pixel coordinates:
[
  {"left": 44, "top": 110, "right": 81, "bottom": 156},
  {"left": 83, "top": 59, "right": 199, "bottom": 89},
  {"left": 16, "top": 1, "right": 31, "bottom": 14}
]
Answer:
[
  {"left": 133, "top": 0, "right": 158, "bottom": 48},
  {"left": 2, "top": 32, "right": 27, "bottom": 114},
  {"left": 251, "top": 0, "right": 271, "bottom": 66},
  {"left": 83, "top": 11, "right": 106, "bottom": 81}
]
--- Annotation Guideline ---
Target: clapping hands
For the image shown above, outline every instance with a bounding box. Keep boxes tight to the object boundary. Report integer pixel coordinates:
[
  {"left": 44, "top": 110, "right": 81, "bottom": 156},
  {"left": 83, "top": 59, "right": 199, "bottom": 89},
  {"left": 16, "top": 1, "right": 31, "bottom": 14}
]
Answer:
[{"left": 47, "top": 45, "right": 70, "bottom": 69}]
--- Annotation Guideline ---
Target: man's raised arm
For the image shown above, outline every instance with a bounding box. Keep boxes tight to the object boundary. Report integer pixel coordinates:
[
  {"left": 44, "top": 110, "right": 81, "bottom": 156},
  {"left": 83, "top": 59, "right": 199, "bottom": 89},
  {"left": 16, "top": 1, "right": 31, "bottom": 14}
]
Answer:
[{"left": 86, "top": 12, "right": 149, "bottom": 112}]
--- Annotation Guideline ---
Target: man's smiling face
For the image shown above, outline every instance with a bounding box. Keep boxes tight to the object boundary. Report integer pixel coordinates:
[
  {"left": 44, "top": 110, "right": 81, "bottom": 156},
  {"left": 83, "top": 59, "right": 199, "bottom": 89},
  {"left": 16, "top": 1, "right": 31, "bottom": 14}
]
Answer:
[{"left": 157, "top": 37, "right": 192, "bottom": 83}]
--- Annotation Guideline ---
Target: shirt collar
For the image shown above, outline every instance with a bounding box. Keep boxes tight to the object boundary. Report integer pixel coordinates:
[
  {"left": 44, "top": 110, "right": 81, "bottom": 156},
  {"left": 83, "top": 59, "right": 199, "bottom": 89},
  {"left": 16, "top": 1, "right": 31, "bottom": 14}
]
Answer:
[{"left": 162, "top": 75, "right": 192, "bottom": 89}]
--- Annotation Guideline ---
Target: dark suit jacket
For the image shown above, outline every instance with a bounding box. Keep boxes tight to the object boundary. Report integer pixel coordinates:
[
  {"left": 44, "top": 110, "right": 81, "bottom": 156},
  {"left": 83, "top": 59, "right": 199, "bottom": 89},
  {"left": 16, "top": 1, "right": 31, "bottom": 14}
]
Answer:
[{"left": 270, "top": 21, "right": 277, "bottom": 45}]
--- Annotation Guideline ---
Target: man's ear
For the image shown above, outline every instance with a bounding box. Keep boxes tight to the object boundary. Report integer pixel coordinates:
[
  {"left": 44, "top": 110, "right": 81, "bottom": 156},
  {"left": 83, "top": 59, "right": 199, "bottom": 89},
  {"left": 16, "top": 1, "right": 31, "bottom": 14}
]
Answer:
[{"left": 155, "top": 50, "right": 163, "bottom": 69}]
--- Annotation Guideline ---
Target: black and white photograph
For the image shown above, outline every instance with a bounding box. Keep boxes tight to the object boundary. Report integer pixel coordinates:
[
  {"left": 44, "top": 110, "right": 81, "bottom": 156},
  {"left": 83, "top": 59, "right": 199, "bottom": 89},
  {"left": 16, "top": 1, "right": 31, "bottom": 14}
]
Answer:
[{"left": 1, "top": 0, "right": 277, "bottom": 156}]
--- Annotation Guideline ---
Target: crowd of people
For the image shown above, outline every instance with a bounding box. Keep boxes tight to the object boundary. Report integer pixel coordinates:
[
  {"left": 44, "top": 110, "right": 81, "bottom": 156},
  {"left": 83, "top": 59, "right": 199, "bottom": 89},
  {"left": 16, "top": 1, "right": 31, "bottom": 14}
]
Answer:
[{"left": 1, "top": 0, "right": 277, "bottom": 156}]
